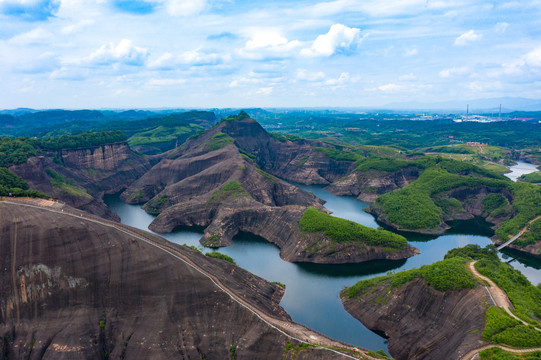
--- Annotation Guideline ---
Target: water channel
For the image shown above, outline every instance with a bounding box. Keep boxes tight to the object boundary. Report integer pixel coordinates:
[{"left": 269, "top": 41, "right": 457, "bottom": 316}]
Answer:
[{"left": 104, "top": 162, "right": 541, "bottom": 354}]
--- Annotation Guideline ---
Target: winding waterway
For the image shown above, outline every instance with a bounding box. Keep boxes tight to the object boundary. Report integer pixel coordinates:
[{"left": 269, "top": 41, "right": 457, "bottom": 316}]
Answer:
[
  {"left": 104, "top": 161, "right": 541, "bottom": 354},
  {"left": 504, "top": 160, "right": 539, "bottom": 182}
]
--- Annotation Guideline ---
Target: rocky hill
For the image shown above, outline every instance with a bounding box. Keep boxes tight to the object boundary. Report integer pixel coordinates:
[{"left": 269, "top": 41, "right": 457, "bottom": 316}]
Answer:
[
  {"left": 121, "top": 113, "right": 417, "bottom": 264},
  {"left": 0, "top": 200, "right": 348, "bottom": 359},
  {"left": 341, "top": 254, "right": 490, "bottom": 360},
  {"left": 10, "top": 141, "right": 152, "bottom": 220}
]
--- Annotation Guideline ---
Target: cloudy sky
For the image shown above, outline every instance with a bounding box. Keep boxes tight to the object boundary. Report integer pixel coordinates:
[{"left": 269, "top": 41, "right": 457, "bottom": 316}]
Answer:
[{"left": 1, "top": 0, "right": 541, "bottom": 109}]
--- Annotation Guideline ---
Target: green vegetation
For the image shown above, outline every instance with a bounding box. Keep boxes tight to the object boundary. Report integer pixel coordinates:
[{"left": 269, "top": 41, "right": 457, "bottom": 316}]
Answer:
[
  {"left": 374, "top": 167, "right": 510, "bottom": 230},
  {"left": 204, "top": 132, "right": 234, "bottom": 151},
  {"left": 0, "top": 137, "right": 37, "bottom": 166},
  {"left": 515, "top": 218, "right": 541, "bottom": 247},
  {"left": 128, "top": 124, "right": 199, "bottom": 148},
  {"left": 282, "top": 342, "right": 310, "bottom": 360},
  {"left": 46, "top": 169, "right": 92, "bottom": 199},
  {"left": 221, "top": 111, "right": 252, "bottom": 122},
  {"left": 345, "top": 256, "right": 476, "bottom": 298},
  {"left": 299, "top": 207, "right": 408, "bottom": 250},
  {"left": 483, "top": 193, "right": 507, "bottom": 213},
  {"left": 207, "top": 180, "right": 251, "bottom": 206},
  {"left": 272, "top": 281, "right": 286, "bottom": 288},
  {"left": 520, "top": 171, "right": 541, "bottom": 184},
  {"left": 183, "top": 244, "right": 202, "bottom": 253},
  {"left": 367, "top": 349, "right": 392, "bottom": 359},
  {"left": 145, "top": 194, "right": 169, "bottom": 215},
  {"left": 313, "top": 146, "right": 363, "bottom": 162},
  {"left": 355, "top": 157, "right": 423, "bottom": 173},
  {"left": 38, "top": 131, "right": 127, "bottom": 149},
  {"left": 255, "top": 168, "right": 276, "bottom": 182},
  {"left": 205, "top": 252, "right": 236, "bottom": 265},
  {"left": 496, "top": 182, "right": 541, "bottom": 244},
  {"left": 297, "top": 155, "right": 309, "bottom": 167},
  {"left": 0, "top": 168, "right": 29, "bottom": 190},
  {"left": 230, "top": 345, "right": 236, "bottom": 359},
  {"left": 483, "top": 307, "right": 541, "bottom": 347},
  {"left": 99, "top": 316, "right": 106, "bottom": 333},
  {"left": 475, "top": 259, "right": 541, "bottom": 323},
  {"left": 444, "top": 244, "right": 498, "bottom": 262},
  {"left": 480, "top": 347, "right": 541, "bottom": 360}
]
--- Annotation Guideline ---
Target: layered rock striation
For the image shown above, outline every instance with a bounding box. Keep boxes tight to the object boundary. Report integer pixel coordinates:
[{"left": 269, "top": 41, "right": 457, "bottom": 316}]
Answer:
[{"left": 0, "top": 201, "right": 346, "bottom": 359}]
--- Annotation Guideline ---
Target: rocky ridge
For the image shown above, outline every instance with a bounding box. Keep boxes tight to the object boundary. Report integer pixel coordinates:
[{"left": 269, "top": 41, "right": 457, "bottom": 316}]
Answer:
[{"left": 0, "top": 200, "right": 349, "bottom": 360}]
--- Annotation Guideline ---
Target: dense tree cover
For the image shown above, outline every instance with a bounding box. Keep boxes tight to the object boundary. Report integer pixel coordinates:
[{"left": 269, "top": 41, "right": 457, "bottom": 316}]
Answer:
[
  {"left": 0, "top": 137, "right": 37, "bottom": 167},
  {"left": 444, "top": 244, "right": 499, "bottom": 261},
  {"left": 483, "top": 307, "right": 541, "bottom": 347},
  {"left": 354, "top": 157, "right": 423, "bottom": 173},
  {"left": 520, "top": 171, "right": 541, "bottom": 184},
  {"left": 496, "top": 182, "right": 541, "bottom": 244},
  {"left": 267, "top": 114, "right": 541, "bottom": 149},
  {"left": 221, "top": 110, "right": 252, "bottom": 122},
  {"left": 515, "top": 218, "right": 541, "bottom": 247},
  {"left": 37, "top": 131, "right": 127, "bottom": 150},
  {"left": 299, "top": 207, "right": 408, "bottom": 250},
  {"left": 345, "top": 256, "right": 476, "bottom": 298},
  {"left": 374, "top": 167, "right": 510, "bottom": 230},
  {"left": 0, "top": 167, "right": 47, "bottom": 198},
  {"left": 312, "top": 147, "right": 364, "bottom": 162},
  {"left": 480, "top": 347, "right": 541, "bottom": 360}
]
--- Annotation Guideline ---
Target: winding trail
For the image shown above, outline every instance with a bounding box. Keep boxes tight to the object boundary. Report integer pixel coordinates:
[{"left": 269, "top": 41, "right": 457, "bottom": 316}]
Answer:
[
  {"left": 0, "top": 198, "right": 371, "bottom": 360},
  {"left": 460, "top": 261, "right": 541, "bottom": 360}
]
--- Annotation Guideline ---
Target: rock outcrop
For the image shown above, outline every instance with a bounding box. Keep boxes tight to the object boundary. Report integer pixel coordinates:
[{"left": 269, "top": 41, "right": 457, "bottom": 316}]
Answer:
[
  {"left": 342, "top": 278, "right": 489, "bottom": 360},
  {"left": 121, "top": 115, "right": 417, "bottom": 264},
  {"left": 0, "top": 201, "right": 346, "bottom": 360},
  {"left": 10, "top": 142, "right": 152, "bottom": 220}
]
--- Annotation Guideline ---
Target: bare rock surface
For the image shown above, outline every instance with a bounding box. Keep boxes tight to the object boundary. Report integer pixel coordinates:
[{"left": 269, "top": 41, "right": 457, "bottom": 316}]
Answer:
[
  {"left": 342, "top": 278, "right": 489, "bottom": 360},
  {"left": 0, "top": 201, "right": 346, "bottom": 360}
]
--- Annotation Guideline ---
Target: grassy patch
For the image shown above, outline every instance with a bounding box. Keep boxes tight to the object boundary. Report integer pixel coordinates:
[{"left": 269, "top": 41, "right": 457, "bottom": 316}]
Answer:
[
  {"left": 299, "top": 207, "right": 408, "bottom": 250},
  {"left": 205, "top": 252, "right": 236, "bottom": 265},
  {"left": 145, "top": 194, "right": 169, "bottom": 215},
  {"left": 520, "top": 171, "right": 541, "bottom": 184},
  {"left": 204, "top": 132, "right": 234, "bottom": 152},
  {"left": 207, "top": 180, "right": 250, "bottom": 206},
  {"left": 480, "top": 347, "right": 541, "bottom": 360},
  {"left": 255, "top": 168, "right": 276, "bottom": 182},
  {"left": 46, "top": 169, "right": 92, "bottom": 199},
  {"left": 483, "top": 307, "right": 541, "bottom": 347},
  {"left": 272, "top": 281, "right": 286, "bottom": 288}
]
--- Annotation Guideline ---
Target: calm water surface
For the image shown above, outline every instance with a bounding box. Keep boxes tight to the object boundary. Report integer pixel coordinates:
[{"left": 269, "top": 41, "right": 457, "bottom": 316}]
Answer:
[
  {"left": 104, "top": 179, "right": 541, "bottom": 353},
  {"left": 505, "top": 160, "right": 539, "bottom": 182}
]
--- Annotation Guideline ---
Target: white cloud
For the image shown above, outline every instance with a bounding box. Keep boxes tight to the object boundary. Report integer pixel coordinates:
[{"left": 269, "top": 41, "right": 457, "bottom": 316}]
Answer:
[
  {"left": 403, "top": 48, "right": 418, "bottom": 57},
  {"left": 88, "top": 39, "right": 148, "bottom": 66},
  {"left": 378, "top": 83, "right": 404, "bottom": 92},
  {"left": 146, "top": 78, "right": 186, "bottom": 86},
  {"left": 256, "top": 86, "right": 273, "bottom": 95},
  {"left": 296, "top": 69, "right": 325, "bottom": 81},
  {"left": 61, "top": 19, "right": 94, "bottom": 35},
  {"left": 454, "top": 30, "right": 482, "bottom": 46},
  {"left": 162, "top": 0, "right": 206, "bottom": 16},
  {"left": 465, "top": 81, "right": 502, "bottom": 91},
  {"left": 237, "top": 30, "right": 301, "bottom": 60},
  {"left": 302, "top": 24, "right": 363, "bottom": 57},
  {"left": 9, "top": 27, "right": 52, "bottom": 45},
  {"left": 439, "top": 66, "right": 469, "bottom": 78},
  {"left": 149, "top": 48, "right": 228, "bottom": 69},
  {"left": 399, "top": 73, "right": 417, "bottom": 81},
  {"left": 523, "top": 46, "right": 541, "bottom": 67},
  {"left": 325, "top": 72, "right": 350, "bottom": 85}
]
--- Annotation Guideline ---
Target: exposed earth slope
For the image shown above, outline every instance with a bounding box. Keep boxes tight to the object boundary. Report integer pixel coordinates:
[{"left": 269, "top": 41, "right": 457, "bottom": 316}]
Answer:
[
  {"left": 0, "top": 199, "right": 358, "bottom": 360},
  {"left": 121, "top": 113, "right": 417, "bottom": 264}
]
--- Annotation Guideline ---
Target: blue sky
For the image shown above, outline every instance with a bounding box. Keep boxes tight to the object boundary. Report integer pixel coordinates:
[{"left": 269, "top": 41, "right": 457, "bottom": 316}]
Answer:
[{"left": 1, "top": 0, "right": 541, "bottom": 109}]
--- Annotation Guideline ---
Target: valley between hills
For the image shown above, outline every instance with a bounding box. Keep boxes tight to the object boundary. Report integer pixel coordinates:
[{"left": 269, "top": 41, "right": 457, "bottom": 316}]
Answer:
[{"left": 1, "top": 109, "right": 541, "bottom": 359}]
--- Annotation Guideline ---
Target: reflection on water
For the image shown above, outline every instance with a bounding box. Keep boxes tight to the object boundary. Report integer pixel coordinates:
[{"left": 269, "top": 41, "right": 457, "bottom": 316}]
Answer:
[
  {"left": 104, "top": 184, "right": 541, "bottom": 353},
  {"left": 505, "top": 161, "right": 539, "bottom": 182}
]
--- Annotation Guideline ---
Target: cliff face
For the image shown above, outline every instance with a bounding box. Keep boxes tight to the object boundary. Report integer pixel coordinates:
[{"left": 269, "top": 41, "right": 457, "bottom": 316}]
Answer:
[
  {"left": 326, "top": 167, "right": 422, "bottom": 202},
  {"left": 10, "top": 142, "right": 152, "bottom": 220},
  {"left": 342, "top": 279, "right": 489, "bottom": 360},
  {"left": 121, "top": 117, "right": 416, "bottom": 264},
  {"left": 0, "top": 201, "right": 344, "bottom": 360}
]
